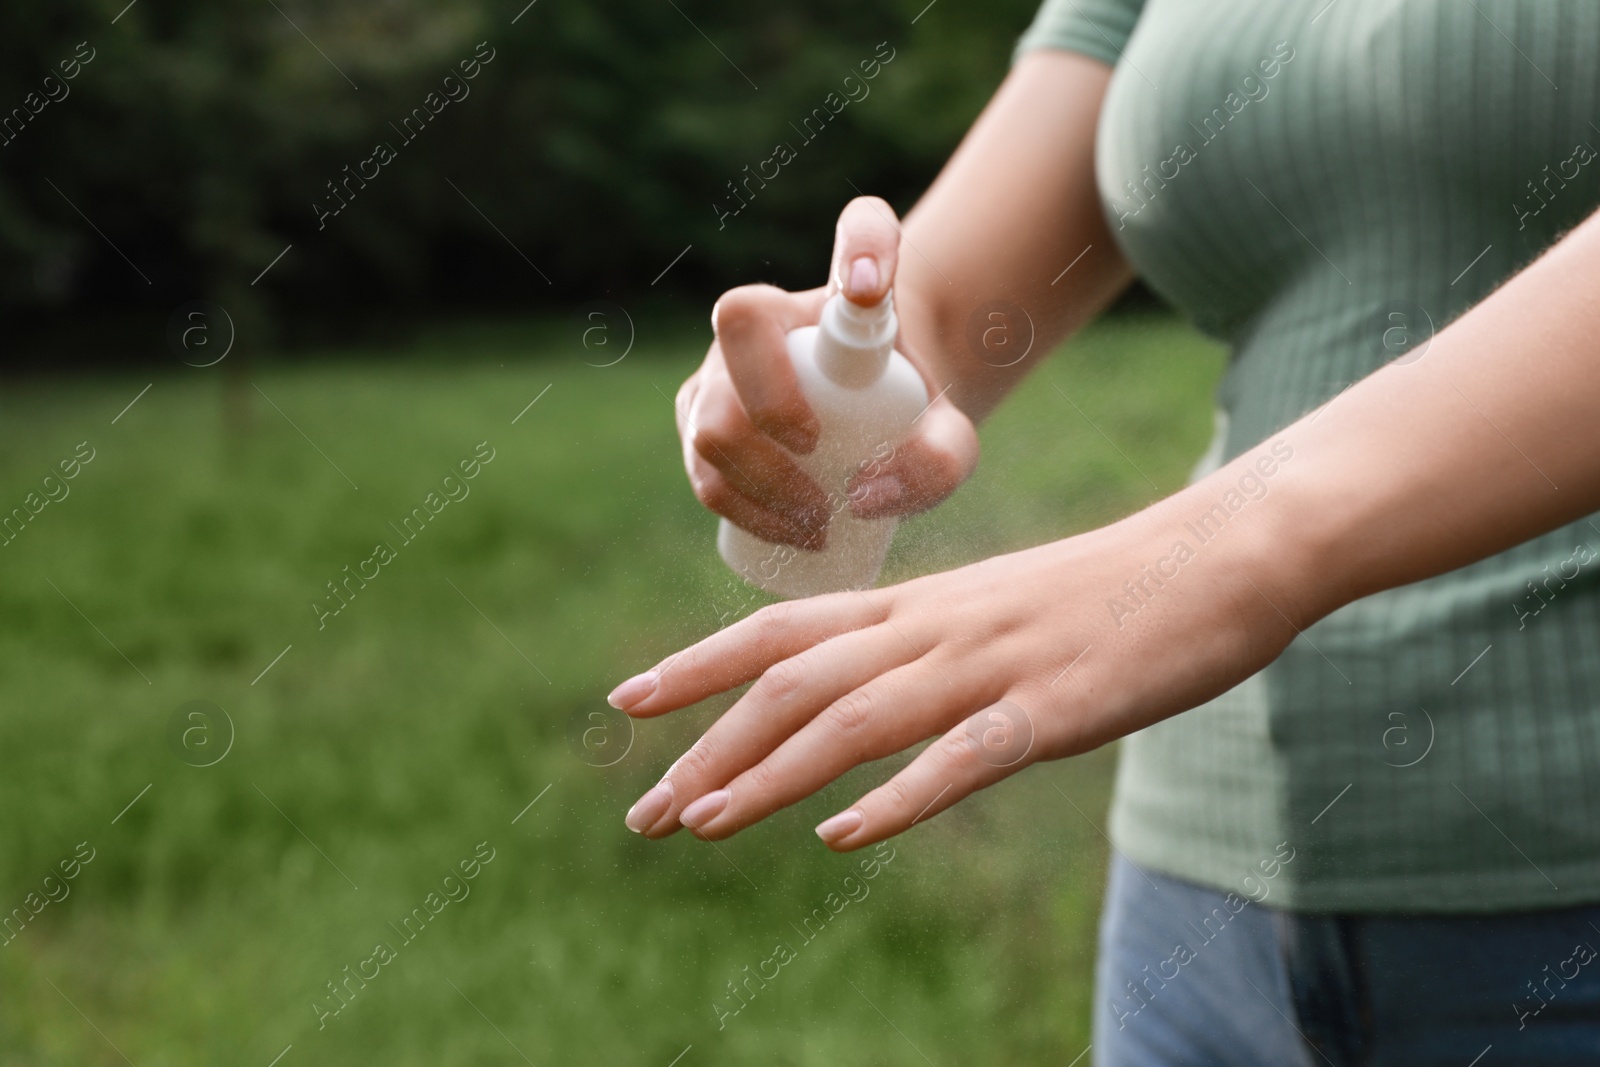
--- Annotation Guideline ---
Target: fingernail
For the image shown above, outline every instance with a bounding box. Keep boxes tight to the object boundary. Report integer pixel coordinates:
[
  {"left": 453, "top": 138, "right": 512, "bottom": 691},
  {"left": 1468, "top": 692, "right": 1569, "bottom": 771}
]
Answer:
[
  {"left": 846, "top": 256, "right": 879, "bottom": 301},
  {"left": 850, "top": 476, "right": 905, "bottom": 514},
  {"left": 607, "top": 669, "right": 659, "bottom": 711},
  {"left": 625, "top": 780, "right": 674, "bottom": 834},
  {"left": 815, "top": 809, "right": 863, "bottom": 845},
  {"left": 679, "top": 789, "right": 731, "bottom": 830}
]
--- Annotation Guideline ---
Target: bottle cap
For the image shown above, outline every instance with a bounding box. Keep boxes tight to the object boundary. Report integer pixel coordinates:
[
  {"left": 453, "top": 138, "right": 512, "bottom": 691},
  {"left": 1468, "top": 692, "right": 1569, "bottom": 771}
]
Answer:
[{"left": 816, "top": 291, "right": 896, "bottom": 387}]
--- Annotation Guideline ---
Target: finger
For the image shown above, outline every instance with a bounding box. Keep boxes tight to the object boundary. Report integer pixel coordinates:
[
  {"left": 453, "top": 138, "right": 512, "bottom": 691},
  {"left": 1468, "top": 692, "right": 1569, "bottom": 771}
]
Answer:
[
  {"left": 847, "top": 394, "right": 980, "bottom": 518},
  {"left": 673, "top": 369, "right": 704, "bottom": 499},
  {"left": 632, "top": 627, "right": 918, "bottom": 837},
  {"left": 678, "top": 367, "right": 780, "bottom": 532},
  {"left": 714, "top": 285, "right": 827, "bottom": 453},
  {"left": 672, "top": 371, "right": 699, "bottom": 443},
  {"left": 684, "top": 370, "right": 834, "bottom": 535},
  {"left": 831, "top": 196, "right": 902, "bottom": 306},
  {"left": 611, "top": 593, "right": 881, "bottom": 717},
  {"left": 812, "top": 699, "right": 1036, "bottom": 851},
  {"left": 677, "top": 655, "right": 987, "bottom": 841},
  {"left": 687, "top": 451, "right": 822, "bottom": 551}
]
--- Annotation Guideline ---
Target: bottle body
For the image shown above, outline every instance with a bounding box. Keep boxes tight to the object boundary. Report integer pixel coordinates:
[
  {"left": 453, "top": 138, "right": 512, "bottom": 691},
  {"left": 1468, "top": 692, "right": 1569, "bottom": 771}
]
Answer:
[{"left": 718, "top": 310, "right": 928, "bottom": 599}]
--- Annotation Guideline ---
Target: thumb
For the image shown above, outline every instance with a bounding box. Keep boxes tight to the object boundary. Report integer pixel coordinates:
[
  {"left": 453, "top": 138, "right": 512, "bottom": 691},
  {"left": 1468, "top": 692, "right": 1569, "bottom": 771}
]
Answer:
[
  {"left": 846, "top": 395, "right": 979, "bottom": 519},
  {"left": 831, "top": 196, "right": 901, "bottom": 307}
]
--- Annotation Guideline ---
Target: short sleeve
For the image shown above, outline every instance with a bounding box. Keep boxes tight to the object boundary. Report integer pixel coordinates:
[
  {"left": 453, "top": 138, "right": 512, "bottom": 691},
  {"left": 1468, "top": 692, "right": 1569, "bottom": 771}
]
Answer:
[{"left": 1014, "top": 0, "right": 1148, "bottom": 68}]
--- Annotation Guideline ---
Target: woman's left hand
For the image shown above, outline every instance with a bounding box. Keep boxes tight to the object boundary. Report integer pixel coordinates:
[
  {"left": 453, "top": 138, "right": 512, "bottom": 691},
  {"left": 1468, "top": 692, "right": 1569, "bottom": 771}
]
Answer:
[{"left": 607, "top": 498, "right": 1299, "bottom": 851}]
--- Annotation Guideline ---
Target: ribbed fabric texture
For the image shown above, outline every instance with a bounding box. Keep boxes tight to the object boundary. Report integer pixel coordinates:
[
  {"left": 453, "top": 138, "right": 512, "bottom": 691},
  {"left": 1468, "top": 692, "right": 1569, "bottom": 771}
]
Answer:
[{"left": 1019, "top": 0, "right": 1600, "bottom": 912}]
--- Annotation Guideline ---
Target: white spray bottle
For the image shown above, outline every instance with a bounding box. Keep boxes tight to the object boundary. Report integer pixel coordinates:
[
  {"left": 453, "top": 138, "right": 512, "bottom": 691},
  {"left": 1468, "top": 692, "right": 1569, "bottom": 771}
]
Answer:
[{"left": 718, "top": 290, "right": 929, "bottom": 598}]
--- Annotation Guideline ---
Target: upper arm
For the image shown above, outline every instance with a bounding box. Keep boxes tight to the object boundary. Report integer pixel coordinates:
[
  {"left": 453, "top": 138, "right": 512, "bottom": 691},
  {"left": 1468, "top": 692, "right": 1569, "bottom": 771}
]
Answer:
[{"left": 896, "top": 47, "right": 1136, "bottom": 422}]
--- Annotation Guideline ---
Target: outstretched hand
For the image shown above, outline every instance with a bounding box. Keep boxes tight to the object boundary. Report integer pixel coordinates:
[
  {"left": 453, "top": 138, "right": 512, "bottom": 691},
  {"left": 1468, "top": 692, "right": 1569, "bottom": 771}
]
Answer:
[{"left": 610, "top": 492, "right": 1299, "bottom": 850}]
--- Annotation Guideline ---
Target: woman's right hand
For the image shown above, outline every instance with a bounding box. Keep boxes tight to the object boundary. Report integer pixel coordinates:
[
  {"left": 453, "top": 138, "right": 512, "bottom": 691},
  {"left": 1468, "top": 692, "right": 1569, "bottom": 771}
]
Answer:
[{"left": 673, "top": 196, "right": 980, "bottom": 551}]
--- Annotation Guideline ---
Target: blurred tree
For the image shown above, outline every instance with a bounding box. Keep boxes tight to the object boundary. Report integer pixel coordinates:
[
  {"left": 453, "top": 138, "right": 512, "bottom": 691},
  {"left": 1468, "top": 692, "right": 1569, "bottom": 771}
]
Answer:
[{"left": 0, "top": 0, "right": 1040, "bottom": 348}]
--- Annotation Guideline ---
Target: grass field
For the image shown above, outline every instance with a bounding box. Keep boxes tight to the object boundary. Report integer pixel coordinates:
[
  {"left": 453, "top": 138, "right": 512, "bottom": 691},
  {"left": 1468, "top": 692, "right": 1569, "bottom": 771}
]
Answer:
[{"left": 0, "top": 309, "right": 1224, "bottom": 1066}]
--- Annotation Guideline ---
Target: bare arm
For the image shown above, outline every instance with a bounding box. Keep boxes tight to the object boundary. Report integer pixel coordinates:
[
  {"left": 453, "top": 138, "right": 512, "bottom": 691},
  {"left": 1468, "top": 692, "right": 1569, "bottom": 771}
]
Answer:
[
  {"left": 895, "top": 48, "right": 1133, "bottom": 424},
  {"left": 1267, "top": 206, "right": 1600, "bottom": 624}
]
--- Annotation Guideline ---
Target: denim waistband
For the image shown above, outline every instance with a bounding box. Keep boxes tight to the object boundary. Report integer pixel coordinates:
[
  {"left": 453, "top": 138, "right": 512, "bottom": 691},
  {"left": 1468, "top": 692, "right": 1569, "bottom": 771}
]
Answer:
[{"left": 1093, "top": 854, "right": 1600, "bottom": 1066}]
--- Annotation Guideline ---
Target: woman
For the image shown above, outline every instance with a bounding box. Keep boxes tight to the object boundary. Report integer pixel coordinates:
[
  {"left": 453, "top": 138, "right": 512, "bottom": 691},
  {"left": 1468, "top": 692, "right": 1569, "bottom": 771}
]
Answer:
[{"left": 613, "top": 1, "right": 1600, "bottom": 1062}]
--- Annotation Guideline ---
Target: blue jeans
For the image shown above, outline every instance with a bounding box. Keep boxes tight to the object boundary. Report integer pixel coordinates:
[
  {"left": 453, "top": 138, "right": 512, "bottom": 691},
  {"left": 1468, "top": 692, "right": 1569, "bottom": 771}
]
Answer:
[{"left": 1094, "top": 855, "right": 1600, "bottom": 1066}]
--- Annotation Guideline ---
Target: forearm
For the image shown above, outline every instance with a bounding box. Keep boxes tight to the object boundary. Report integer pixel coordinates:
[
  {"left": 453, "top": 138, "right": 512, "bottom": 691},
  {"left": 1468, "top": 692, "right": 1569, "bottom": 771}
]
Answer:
[
  {"left": 1167, "top": 206, "right": 1600, "bottom": 632},
  {"left": 893, "top": 50, "right": 1134, "bottom": 423}
]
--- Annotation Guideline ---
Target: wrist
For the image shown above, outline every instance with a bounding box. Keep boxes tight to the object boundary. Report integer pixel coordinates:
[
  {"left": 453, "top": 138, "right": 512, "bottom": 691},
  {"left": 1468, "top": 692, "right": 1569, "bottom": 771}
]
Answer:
[{"left": 1123, "top": 434, "right": 1332, "bottom": 638}]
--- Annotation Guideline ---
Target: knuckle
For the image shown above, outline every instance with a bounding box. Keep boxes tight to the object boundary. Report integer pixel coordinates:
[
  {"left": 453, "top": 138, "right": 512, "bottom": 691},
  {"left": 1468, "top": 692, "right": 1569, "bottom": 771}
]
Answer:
[
  {"left": 749, "top": 600, "right": 798, "bottom": 638},
  {"left": 692, "top": 469, "right": 736, "bottom": 515},
  {"left": 928, "top": 734, "right": 974, "bottom": 775},
  {"left": 824, "top": 688, "right": 876, "bottom": 738},
  {"left": 874, "top": 775, "right": 914, "bottom": 815},
  {"left": 714, "top": 284, "right": 778, "bottom": 336},
  {"left": 738, "top": 758, "right": 781, "bottom": 799},
  {"left": 690, "top": 394, "right": 748, "bottom": 464},
  {"left": 663, "top": 646, "right": 701, "bottom": 681},
  {"left": 675, "top": 371, "right": 699, "bottom": 410},
  {"left": 672, "top": 741, "right": 716, "bottom": 784},
  {"left": 753, "top": 657, "right": 808, "bottom": 703},
  {"left": 690, "top": 429, "right": 731, "bottom": 469}
]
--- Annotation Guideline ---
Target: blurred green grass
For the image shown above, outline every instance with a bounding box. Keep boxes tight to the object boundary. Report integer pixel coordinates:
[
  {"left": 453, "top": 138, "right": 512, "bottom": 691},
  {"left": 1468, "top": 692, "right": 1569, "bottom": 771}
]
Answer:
[{"left": 0, "top": 309, "right": 1222, "bottom": 1066}]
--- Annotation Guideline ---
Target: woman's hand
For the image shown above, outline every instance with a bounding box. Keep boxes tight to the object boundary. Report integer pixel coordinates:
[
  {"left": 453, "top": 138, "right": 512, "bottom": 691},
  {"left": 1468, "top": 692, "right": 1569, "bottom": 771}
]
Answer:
[
  {"left": 673, "top": 196, "right": 980, "bottom": 551},
  {"left": 609, "top": 468, "right": 1302, "bottom": 850},
  {"left": 673, "top": 51, "right": 1135, "bottom": 551},
  {"left": 671, "top": 51, "right": 1136, "bottom": 552}
]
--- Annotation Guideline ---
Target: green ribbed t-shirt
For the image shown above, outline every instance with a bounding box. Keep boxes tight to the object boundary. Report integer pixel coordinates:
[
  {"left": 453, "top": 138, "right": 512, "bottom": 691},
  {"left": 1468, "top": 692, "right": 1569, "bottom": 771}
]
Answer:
[{"left": 1019, "top": 0, "right": 1600, "bottom": 912}]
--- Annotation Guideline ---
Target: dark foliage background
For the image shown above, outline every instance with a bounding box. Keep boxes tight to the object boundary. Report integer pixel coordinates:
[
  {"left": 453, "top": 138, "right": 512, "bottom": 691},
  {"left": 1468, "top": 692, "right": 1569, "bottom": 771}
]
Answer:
[{"left": 1, "top": 0, "right": 1042, "bottom": 360}]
